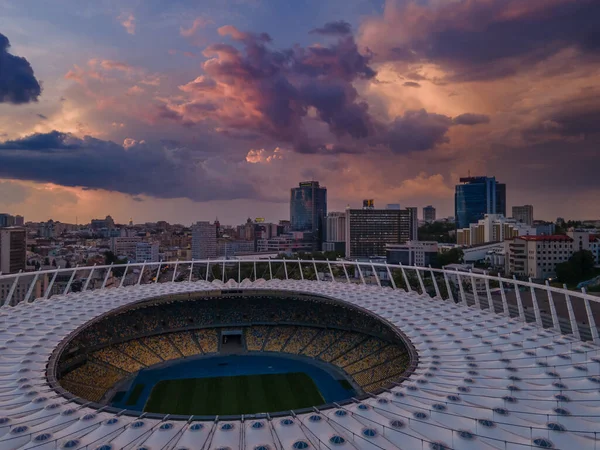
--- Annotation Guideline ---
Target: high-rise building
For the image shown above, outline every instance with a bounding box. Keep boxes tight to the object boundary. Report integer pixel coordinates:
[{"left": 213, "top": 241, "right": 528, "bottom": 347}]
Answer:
[
  {"left": 512, "top": 205, "right": 534, "bottom": 226},
  {"left": 326, "top": 212, "right": 346, "bottom": 242},
  {"left": 455, "top": 176, "right": 506, "bottom": 229},
  {"left": 324, "top": 212, "right": 346, "bottom": 253},
  {"left": 192, "top": 221, "right": 217, "bottom": 259},
  {"left": 386, "top": 204, "right": 401, "bottom": 210},
  {"left": 290, "top": 181, "right": 327, "bottom": 245},
  {"left": 0, "top": 227, "right": 26, "bottom": 274},
  {"left": 345, "top": 206, "right": 412, "bottom": 259},
  {"left": 135, "top": 242, "right": 160, "bottom": 263},
  {"left": 423, "top": 205, "right": 436, "bottom": 223},
  {"left": 406, "top": 207, "right": 418, "bottom": 241},
  {"left": 456, "top": 214, "right": 536, "bottom": 246},
  {"left": 14, "top": 215, "right": 24, "bottom": 226},
  {"left": 0, "top": 214, "right": 15, "bottom": 228}
]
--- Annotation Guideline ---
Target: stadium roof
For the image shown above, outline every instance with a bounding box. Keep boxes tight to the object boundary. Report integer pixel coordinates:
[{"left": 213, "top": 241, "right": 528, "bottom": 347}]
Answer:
[{"left": 0, "top": 278, "right": 599, "bottom": 449}]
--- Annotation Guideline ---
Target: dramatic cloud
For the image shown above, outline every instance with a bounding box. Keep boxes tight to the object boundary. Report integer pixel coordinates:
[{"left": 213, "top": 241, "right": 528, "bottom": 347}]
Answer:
[
  {"left": 360, "top": 0, "right": 600, "bottom": 81},
  {"left": 0, "top": 131, "right": 257, "bottom": 201},
  {"left": 384, "top": 109, "right": 452, "bottom": 152},
  {"left": 403, "top": 81, "right": 421, "bottom": 88},
  {"left": 310, "top": 21, "right": 352, "bottom": 36},
  {"left": 453, "top": 113, "right": 490, "bottom": 126},
  {"left": 162, "top": 24, "right": 377, "bottom": 154},
  {"left": 0, "top": 33, "right": 42, "bottom": 104}
]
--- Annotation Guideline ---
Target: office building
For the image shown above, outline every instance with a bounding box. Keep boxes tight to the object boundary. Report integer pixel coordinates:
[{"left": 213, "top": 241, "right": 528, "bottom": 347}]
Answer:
[
  {"left": 505, "top": 235, "right": 574, "bottom": 280},
  {"left": 534, "top": 221, "right": 556, "bottom": 236},
  {"left": 456, "top": 214, "right": 536, "bottom": 246},
  {"left": 406, "top": 207, "right": 418, "bottom": 241},
  {"left": 257, "top": 233, "right": 315, "bottom": 254},
  {"left": 135, "top": 242, "right": 160, "bottom": 263},
  {"left": 512, "top": 205, "right": 534, "bottom": 226},
  {"left": 423, "top": 206, "right": 436, "bottom": 223},
  {"left": 324, "top": 212, "right": 346, "bottom": 253},
  {"left": 386, "top": 241, "right": 438, "bottom": 267},
  {"left": 217, "top": 239, "right": 255, "bottom": 257},
  {"left": 192, "top": 221, "right": 217, "bottom": 259},
  {"left": 14, "top": 215, "right": 24, "bottom": 226},
  {"left": 386, "top": 204, "right": 401, "bottom": 210},
  {"left": 290, "top": 181, "right": 327, "bottom": 245},
  {"left": 345, "top": 206, "right": 412, "bottom": 259},
  {"left": 0, "top": 227, "right": 26, "bottom": 274},
  {"left": 455, "top": 176, "right": 506, "bottom": 229},
  {"left": 111, "top": 237, "right": 142, "bottom": 261},
  {"left": 0, "top": 214, "right": 15, "bottom": 228},
  {"left": 90, "top": 215, "right": 115, "bottom": 230}
]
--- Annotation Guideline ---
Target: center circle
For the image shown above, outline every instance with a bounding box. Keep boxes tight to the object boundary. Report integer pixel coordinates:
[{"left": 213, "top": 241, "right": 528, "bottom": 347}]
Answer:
[{"left": 49, "top": 290, "right": 415, "bottom": 417}]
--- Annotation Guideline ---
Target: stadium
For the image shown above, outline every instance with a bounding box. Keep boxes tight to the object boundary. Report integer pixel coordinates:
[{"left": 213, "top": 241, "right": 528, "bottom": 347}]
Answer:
[{"left": 0, "top": 259, "right": 599, "bottom": 449}]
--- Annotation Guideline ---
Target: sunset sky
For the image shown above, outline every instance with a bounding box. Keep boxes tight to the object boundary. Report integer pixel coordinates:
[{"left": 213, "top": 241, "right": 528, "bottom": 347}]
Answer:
[{"left": 0, "top": 0, "right": 599, "bottom": 225}]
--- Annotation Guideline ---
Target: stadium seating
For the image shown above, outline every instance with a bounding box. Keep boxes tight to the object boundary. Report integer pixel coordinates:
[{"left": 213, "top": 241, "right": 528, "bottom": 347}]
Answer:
[
  {"left": 92, "top": 347, "right": 144, "bottom": 373},
  {"left": 58, "top": 295, "right": 411, "bottom": 404},
  {"left": 280, "top": 327, "right": 318, "bottom": 354},
  {"left": 245, "top": 326, "right": 270, "bottom": 351},
  {"left": 263, "top": 326, "right": 297, "bottom": 352},
  {"left": 318, "top": 331, "right": 365, "bottom": 362},
  {"left": 195, "top": 328, "right": 218, "bottom": 353},
  {"left": 141, "top": 335, "right": 181, "bottom": 361},
  {"left": 301, "top": 329, "right": 345, "bottom": 357},
  {"left": 171, "top": 331, "right": 201, "bottom": 356},
  {"left": 115, "top": 340, "right": 162, "bottom": 366}
]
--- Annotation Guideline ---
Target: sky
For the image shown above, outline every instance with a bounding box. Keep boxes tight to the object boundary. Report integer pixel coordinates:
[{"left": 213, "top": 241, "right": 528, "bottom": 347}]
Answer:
[{"left": 0, "top": 0, "right": 599, "bottom": 226}]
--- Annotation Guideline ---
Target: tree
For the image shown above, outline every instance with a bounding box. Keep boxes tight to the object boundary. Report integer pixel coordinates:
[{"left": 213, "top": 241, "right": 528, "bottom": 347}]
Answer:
[
  {"left": 65, "top": 261, "right": 72, "bottom": 269},
  {"left": 44, "top": 257, "right": 50, "bottom": 266},
  {"left": 556, "top": 250, "right": 595, "bottom": 284},
  {"left": 418, "top": 222, "right": 456, "bottom": 243},
  {"left": 435, "top": 248, "right": 464, "bottom": 268},
  {"left": 51, "top": 259, "right": 57, "bottom": 267}
]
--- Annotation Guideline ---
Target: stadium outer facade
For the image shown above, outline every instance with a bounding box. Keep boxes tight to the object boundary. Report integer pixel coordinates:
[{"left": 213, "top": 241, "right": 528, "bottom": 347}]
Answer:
[{"left": 0, "top": 259, "right": 599, "bottom": 449}]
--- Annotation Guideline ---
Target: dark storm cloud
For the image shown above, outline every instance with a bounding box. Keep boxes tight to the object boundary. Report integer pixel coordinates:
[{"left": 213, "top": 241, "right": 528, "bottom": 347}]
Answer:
[
  {"left": 310, "top": 21, "right": 352, "bottom": 36},
  {"left": 0, "top": 33, "right": 42, "bottom": 104},
  {"left": 403, "top": 81, "right": 421, "bottom": 88},
  {"left": 166, "top": 24, "right": 494, "bottom": 157},
  {"left": 0, "top": 131, "right": 257, "bottom": 201},
  {"left": 453, "top": 113, "right": 490, "bottom": 126},
  {"left": 364, "top": 0, "right": 600, "bottom": 81},
  {"left": 174, "top": 24, "right": 377, "bottom": 153},
  {"left": 383, "top": 109, "right": 452, "bottom": 153},
  {"left": 523, "top": 92, "right": 600, "bottom": 140}
]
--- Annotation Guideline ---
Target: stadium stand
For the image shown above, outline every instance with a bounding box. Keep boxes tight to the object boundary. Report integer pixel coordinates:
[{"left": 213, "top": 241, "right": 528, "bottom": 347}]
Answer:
[
  {"left": 57, "top": 295, "right": 410, "bottom": 404},
  {"left": 170, "top": 331, "right": 201, "bottom": 356},
  {"left": 245, "top": 326, "right": 270, "bottom": 351},
  {"left": 263, "top": 326, "right": 297, "bottom": 352},
  {"left": 195, "top": 328, "right": 218, "bottom": 353},
  {"left": 141, "top": 335, "right": 181, "bottom": 361}
]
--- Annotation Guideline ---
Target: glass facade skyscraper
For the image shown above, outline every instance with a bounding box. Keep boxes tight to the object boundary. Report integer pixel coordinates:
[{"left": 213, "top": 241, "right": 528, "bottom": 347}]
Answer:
[
  {"left": 455, "top": 176, "right": 506, "bottom": 229},
  {"left": 290, "top": 181, "right": 327, "bottom": 245}
]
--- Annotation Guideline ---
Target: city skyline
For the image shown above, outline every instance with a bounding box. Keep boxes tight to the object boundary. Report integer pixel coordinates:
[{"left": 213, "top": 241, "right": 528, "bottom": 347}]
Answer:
[{"left": 1, "top": 0, "right": 599, "bottom": 224}]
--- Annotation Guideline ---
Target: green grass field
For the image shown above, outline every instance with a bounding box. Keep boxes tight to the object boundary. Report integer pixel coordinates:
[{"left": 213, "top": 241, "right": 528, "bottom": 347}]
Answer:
[{"left": 144, "top": 372, "right": 325, "bottom": 415}]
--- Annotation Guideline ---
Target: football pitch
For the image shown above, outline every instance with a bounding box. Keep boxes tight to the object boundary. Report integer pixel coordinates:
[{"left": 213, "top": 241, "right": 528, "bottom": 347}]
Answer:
[{"left": 143, "top": 372, "right": 326, "bottom": 415}]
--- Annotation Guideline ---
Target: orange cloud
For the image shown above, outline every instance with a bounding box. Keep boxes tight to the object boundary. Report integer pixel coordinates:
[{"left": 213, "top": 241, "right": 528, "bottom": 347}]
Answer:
[
  {"left": 180, "top": 17, "right": 212, "bottom": 37},
  {"left": 118, "top": 13, "right": 136, "bottom": 35}
]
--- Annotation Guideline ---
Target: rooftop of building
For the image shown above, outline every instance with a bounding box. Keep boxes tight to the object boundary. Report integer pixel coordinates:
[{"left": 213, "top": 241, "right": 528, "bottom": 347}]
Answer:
[{"left": 517, "top": 234, "right": 573, "bottom": 242}]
